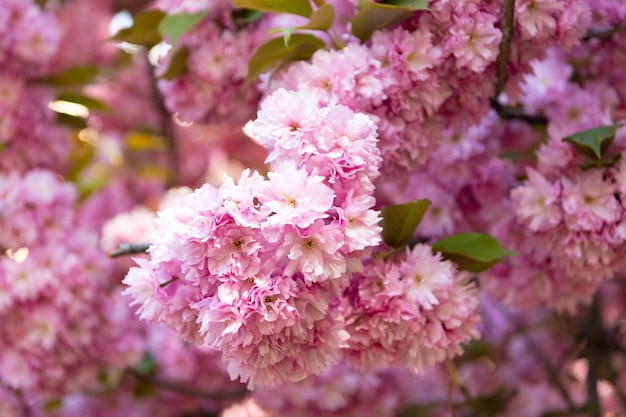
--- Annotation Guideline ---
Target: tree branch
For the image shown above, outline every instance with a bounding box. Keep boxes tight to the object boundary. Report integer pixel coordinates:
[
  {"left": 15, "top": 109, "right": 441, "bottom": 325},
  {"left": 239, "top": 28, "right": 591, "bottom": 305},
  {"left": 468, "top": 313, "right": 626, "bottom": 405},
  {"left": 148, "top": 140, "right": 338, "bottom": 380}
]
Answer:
[
  {"left": 493, "top": 0, "right": 516, "bottom": 100},
  {"left": 491, "top": 101, "right": 548, "bottom": 125},
  {"left": 584, "top": 295, "right": 603, "bottom": 417},
  {"left": 108, "top": 242, "right": 151, "bottom": 258},
  {"left": 129, "top": 369, "right": 248, "bottom": 400},
  {"left": 583, "top": 23, "right": 626, "bottom": 41}
]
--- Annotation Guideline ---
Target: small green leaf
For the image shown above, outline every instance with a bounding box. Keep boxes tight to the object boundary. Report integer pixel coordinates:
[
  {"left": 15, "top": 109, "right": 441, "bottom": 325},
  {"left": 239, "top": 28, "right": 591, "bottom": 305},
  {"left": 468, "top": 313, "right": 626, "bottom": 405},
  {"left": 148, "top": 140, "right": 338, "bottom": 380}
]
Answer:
[
  {"left": 43, "top": 399, "right": 62, "bottom": 411},
  {"left": 432, "top": 232, "right": 516, "bottom": 273},
  {"left": 269, "top": 3, "right": 334, "bottom": 46},
  {"left": 234, "top": 0, "right": 313, "bottom": 17},
  {"left": 351, "top": 0, "right": 428, "bottom": 42},
  {"left": 563, "top": 123, "right": 622, "bottom": 160},
  {"left": 41, "top": 65, "right": 99, "bottom": 86},
  {"left": 268, "top": 27, "right": 296, "bottom": 47},
  {"left": 462, "top": 340, "right": 495, "bottom": 361},
  {"left": 111, "top": 9, "right": 166, "bottom": 48},
  {"left": 159, "top": 46, "right": 189, "bottom": 80},
  {"left": 396, "top": 404, "right": 437, "bottom": 417},
  {"left": 55, "top": 113, "right": 88, "bottom": 129},
  {"left": 232, "top": 8, "right": 265, "bottom": 27},
  {"left": 158, "top": 11, "right": 207, "bottom": 48},
  {"left": 297, "top": 3, "right": 335, "bottom": 31},
  {"left": 381, "top": 0, "right": 429, "bottom": 9},
  {"left": 380, "top": 199, "right": 431, "bottom": 248},
  {"left": 246, "top": 34, "right": 326, "bottom": 84},
  {"left": 55, "top": 93, "right": 109, "bottom": 112},
  {"left": 126, "top": 130, "right": 169, "bottom": 151},
  {"left": 133, "top": 353, "right": 158, "bottom": 376}
]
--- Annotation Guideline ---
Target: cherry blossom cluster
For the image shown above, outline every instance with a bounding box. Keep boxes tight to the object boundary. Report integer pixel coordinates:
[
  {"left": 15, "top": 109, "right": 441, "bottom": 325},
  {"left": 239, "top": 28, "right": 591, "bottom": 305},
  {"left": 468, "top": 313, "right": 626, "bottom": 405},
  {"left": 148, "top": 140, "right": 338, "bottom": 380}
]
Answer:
[
  {"left": 124, "top": 88, "right": 383, "bottom": 388},
  {"left": 264, "top": 0, "right": 590, "bottom": 175},
  {"left": 156, "top": 0, "right": 272, "bottom": 127},
  {"left": 0, "top": 169, "right": 143, "bottom": 399},
  {"left": 340, "top": 247, "right": 480, "bottom": 371},
  {"left": 480, "top": 28, "right": 626, "bottom": 312}
]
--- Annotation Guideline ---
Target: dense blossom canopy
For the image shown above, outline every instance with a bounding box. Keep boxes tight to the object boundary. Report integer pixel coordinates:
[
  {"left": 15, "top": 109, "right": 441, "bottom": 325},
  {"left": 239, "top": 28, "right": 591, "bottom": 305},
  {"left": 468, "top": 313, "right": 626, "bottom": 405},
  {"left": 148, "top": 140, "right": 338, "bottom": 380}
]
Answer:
[{"left": 1, "top": 0, "right": 626, "bottom": 416}]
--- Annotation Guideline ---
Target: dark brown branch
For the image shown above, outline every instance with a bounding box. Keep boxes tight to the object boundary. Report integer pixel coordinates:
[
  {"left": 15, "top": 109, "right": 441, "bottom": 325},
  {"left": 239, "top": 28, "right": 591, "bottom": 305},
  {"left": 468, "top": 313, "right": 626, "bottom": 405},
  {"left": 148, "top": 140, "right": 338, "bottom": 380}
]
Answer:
[
  {"left": 584, "top": 295, "right": 603, "bottom": 417},
  {"left": 108, "top": 242, "right": 151, "bottom": 258},
  {"left": 493, "top": 0, "right": 516, "bottom": 100},
  {"left": 129, "top": 369, "right": 248, "bottom": 399},
  {"left": 583, "top": 23, "right": 626, "bottom": 41},
  {"left": 498, "top": 307, "right": 576, "bottom": 409},
  {"left": 491, "top": 101, "right": 548, "bottom": 125}
]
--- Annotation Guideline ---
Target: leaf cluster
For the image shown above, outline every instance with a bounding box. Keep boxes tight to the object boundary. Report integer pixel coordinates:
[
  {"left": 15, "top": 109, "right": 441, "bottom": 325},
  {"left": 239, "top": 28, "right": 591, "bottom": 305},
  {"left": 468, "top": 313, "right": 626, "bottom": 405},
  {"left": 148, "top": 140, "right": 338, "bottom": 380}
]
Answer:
[{"left": 380, "top": 200, "right": 515, "bottom": 273}]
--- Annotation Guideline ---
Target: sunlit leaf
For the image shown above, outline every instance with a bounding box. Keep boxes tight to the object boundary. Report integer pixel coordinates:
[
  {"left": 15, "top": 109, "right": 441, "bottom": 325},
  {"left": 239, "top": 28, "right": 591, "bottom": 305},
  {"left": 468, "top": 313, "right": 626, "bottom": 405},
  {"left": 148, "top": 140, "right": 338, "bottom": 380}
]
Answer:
[
  {"left": 351, "top": 0, "right": 428, "bottom": 42},
  {"left": 563, "top": 123, "right": 622, "bottom": 160},
  {"left": 111, "top": 9, "right": 166, "bottom": 48},
  {"left": 234, "top": 0, "right": 313, "bottom": 17},
  {"left": 158, "top": 11, "right": 207, "bottom": 47},
  {"left": 55, "top": 93, "right": 109, "bottom": 112},
  {"left": 432, "top": 232, "right": 516, "bottom": 273},
  {"left": 246, "top": 34, "right": 325, "bottom": 84},
  {"left": 126, "top": 131, "right": 169, "bottom": 150},
  {"left": 380, "top": 199, "right": 431, "bottom": 248},
  {"left": 159, "top": 47, "right": 189, "bottom": 80}
]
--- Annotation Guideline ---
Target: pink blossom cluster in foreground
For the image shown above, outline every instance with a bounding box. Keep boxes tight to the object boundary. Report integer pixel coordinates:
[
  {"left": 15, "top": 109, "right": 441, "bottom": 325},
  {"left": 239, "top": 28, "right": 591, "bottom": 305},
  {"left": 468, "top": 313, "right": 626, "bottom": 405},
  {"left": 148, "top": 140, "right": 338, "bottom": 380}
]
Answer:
[{"left": 123, "top": 88, "right": 481, "bottom": 388}]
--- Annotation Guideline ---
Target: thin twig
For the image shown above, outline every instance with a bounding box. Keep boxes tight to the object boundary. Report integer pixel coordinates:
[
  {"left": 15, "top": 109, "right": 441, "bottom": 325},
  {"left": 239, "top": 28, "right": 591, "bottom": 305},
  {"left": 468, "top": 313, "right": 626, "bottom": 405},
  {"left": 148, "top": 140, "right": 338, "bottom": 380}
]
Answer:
[
  {"left": 498, "top": 306, "right": 576, "bottom": 409},
  {"left": 108, "top": 242, "right": 151, "bottom": 258},
  {"left": 491, "top": 101, "right": 548, "bottom": 125},
  {"left": 146, "top": 55, "right": 178, "bottom": 187},
  {"left": 583, "top": 23, "right": 626, "bottom": 41},
  {"left": 584, "top": 295, "right": 603, "bottom": 417},
  {"left": 129, "top": 370, "right": 248, "bottom": 399},
  {"left": 493, "top": 0, "right": 516, "bottom": 100}
]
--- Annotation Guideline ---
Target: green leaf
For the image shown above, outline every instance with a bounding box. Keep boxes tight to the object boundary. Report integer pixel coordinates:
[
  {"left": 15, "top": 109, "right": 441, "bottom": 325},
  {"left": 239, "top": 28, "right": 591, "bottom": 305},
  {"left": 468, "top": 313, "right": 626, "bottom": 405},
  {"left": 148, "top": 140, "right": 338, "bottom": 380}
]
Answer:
[
  {"left": 246, "top": 33, "right": 326, "bottom": 84},
  {"left": 380, "top": 199, "right": 431, "bottom": 248},
  {"left": 133, "top": 353, "right": 158, "bottom": 376},
  {"left": 462, "top": 340, "right": 495, "bottom": 361},
  {"left": 55, "top": 113, "right": 88, "bottom": 130},
  {"left": 268, "top": 26, "right": 296, "bottom": 47},
  {"left": 232, "top": 8, "right": 265, "bottom": 27},
  {"left": 41, "top": 65, "right": 99, "bottom": 86},
  {"left": 126, "top": 130, "right": 169, "bottom": 151},
  {"left": 395, "top": 404, "right": 437, "bottom": 417},
  {"left": 233, "top": 0, "right": 313, "bottom": 17},
  {"left": 298, "top": 3, "right": 335, "bottom": 31},
  {"left": 381, "top": 0, "right": 429, "bottom": 10},
  {"left": 432, "top": 232, "right": 516, "bottom": 273},
  {"left": 158, "top": 11, "right": 207, "bottom": 48},
  {"left": 563, "top": 123, "right": 622, "bottom": 160},
  {"left": 111, "top": 9, "right": 166, "bottom": 48},
  {"left": 269, "top": 3, "right": 334, "bottom": 46},
  {"left": 351, "top": 0, "right": 428, "bottom": 42},
  {"left": 159, "top": 46, "right": 189, "bottom": 80},
  {"left": 55, "top": 93, "right": 109, "bottom": 112}
]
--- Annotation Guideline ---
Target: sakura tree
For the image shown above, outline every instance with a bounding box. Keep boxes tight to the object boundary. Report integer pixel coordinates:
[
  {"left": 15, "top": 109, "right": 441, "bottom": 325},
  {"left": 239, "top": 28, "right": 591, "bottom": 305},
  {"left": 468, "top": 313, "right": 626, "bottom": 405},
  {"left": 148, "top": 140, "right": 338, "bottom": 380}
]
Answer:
[{"left": 0, "top": 0, "right": 625, "bottom": 416}]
